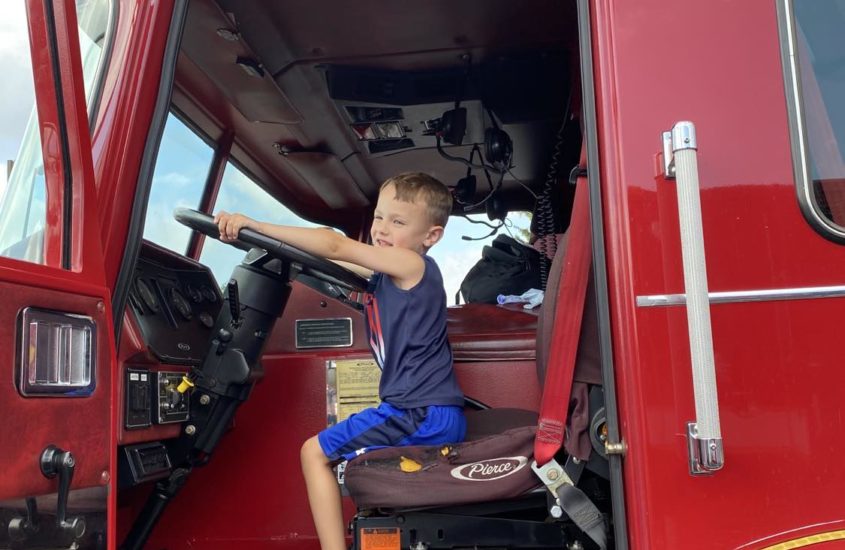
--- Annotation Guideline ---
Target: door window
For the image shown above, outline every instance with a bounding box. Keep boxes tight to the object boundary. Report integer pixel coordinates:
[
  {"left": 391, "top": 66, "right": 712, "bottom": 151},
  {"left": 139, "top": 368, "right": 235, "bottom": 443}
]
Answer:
[
  {"left": 0, "top": 0, "right": 112, "bottom": 265},
  {"left": 781, "top": 0, "right": 845, "bottom": 240}
]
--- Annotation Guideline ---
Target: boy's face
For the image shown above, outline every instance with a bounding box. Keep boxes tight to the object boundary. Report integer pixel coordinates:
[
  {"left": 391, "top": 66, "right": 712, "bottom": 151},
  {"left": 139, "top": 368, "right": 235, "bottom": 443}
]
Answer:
[{"left": 371, "top": 184, "right": 443, "bottom": 254}]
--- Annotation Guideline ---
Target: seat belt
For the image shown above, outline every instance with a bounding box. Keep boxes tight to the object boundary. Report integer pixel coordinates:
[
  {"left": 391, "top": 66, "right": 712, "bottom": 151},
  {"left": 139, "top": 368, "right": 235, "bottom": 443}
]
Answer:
[
  {"left": 534, "top": 162, "right": 592, "bottom": 466},
  {"left": 532, "top": 158, "right": 608, "bottom": 550}
]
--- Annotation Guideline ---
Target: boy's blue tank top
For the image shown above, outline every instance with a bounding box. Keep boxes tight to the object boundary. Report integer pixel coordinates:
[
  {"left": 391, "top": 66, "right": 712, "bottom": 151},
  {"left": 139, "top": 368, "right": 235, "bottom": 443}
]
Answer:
[{"left": 363, "top": 255, "right": 464, "bottom": 409}]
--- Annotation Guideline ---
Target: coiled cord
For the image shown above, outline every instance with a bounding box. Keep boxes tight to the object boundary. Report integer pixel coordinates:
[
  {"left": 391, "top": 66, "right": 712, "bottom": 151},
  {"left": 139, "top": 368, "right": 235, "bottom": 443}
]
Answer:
[{"left": 535, "top": 119, "right": 569, "bottom": 290}]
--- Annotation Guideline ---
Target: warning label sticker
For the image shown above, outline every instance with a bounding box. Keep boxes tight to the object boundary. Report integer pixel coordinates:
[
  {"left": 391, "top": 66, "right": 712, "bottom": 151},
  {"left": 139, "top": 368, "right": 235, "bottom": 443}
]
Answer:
[{"left": 360, "top": 527, "right": 401, "bottom": 550}]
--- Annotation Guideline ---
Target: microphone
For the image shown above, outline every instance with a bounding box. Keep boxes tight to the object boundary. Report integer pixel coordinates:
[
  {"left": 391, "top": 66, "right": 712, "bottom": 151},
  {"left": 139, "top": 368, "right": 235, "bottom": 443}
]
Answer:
[{"left": 461, "top": 226, "right": 499, "bottom": 241}]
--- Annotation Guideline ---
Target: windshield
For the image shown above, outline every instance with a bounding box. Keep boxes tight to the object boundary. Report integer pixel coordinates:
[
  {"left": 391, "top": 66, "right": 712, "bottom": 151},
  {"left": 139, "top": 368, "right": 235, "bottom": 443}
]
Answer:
[{"left": 0, "top": 0, "right": 112, "bottom": 265}]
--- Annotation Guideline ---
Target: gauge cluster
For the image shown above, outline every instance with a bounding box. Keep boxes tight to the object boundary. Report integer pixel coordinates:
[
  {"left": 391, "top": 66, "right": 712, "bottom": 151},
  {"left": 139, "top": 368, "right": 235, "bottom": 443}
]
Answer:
[{"left": 128, "top": 250, "right": 223, "bottom": 365}]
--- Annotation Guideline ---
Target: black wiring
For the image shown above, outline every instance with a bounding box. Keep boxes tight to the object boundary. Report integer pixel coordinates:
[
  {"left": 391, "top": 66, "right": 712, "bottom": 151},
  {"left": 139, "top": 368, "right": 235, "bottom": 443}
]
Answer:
[
  {"left": 436, "top": 134, "right": 502, "bottom": 173},
  {"left": 535, "top": 120, "right": 569, "bottom": 290},
  {"left": 455, "top": 213, "right": 501, "bottom": 229},
  {"left": 459, "top": 168, "right": 506, "bottom": 211},
  {"left": 533, "top": 85, "right": 575, "bottom": 290}
]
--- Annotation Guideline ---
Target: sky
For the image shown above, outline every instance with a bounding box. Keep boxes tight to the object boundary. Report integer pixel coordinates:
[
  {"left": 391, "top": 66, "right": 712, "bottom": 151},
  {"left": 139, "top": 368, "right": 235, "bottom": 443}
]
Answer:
[
  {"left": 0, "top": 3, "right": 35, "bottom": 201},
  {"left": 0, "top": 4, "right": 530, "bottom": 303}
]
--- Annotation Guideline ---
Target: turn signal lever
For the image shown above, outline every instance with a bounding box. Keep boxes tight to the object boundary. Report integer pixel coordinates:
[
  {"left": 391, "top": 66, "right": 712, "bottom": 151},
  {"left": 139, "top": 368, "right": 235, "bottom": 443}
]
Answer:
[{"left": 40, "top": 446, "right": 86, "bottom": 542}]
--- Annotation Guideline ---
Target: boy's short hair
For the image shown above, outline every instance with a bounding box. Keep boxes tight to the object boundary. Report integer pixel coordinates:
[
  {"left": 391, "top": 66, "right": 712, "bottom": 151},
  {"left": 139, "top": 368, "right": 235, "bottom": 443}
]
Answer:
[{"left": 381, "top": 172, "right": 452, "bottom": 227}]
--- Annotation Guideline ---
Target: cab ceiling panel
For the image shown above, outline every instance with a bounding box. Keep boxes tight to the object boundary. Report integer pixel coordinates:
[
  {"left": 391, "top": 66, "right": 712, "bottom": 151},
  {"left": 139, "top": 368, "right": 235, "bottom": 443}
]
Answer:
[
  {"left": 215, "top": 0, "right": 574, "bottom": 76},
  {"left": 182, "top": 0, "right": 301, "bottom": 124},
  {"left": 179, "top": 0, "right": 577, "bottom": 223},
  {"left": 281, "top": 151, "right": 369, "bottom": 210}
]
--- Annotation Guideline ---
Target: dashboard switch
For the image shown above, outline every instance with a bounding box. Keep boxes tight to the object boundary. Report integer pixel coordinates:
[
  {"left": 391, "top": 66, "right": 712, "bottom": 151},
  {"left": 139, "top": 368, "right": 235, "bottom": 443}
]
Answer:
[{"left": 125, "top": 369, "right": 151, "bottom": 429}]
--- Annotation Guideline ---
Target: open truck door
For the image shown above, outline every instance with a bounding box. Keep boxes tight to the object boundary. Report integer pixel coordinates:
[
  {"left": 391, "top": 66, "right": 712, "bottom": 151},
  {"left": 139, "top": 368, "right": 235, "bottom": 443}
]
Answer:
[{"left": 0, "top": 1, "right": 115, "bottom": 548}]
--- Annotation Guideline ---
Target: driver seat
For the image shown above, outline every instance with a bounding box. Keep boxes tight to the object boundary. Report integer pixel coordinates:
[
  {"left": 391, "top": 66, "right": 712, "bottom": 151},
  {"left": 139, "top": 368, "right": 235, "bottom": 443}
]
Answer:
[{"left": 344, "top": 230, "right": 603, "bottom": 512}]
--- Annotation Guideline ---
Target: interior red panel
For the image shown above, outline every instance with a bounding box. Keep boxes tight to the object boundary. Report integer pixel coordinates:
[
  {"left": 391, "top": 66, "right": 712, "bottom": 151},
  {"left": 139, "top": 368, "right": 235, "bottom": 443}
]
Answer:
[
  {"left": 117, "top": 280, "right": 540, "bottom": 547},
  {"left": 447, "top": 303, "right": 538, "bottom": 362},
  {"left": 267, "top": 283, "right": 538, "bottom": 359},
  {"left": 116, "top": 312, "right": 182, "bottom": 445},
  {"left": 136, "top": 345, "right": 539, "bottom": 549},
  {"left": 0, "top": 281, "right": 112, "bottom": 500}
]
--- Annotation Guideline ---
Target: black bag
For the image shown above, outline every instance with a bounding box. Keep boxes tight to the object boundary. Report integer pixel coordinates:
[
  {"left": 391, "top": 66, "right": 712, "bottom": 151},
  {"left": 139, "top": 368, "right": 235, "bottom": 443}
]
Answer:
[{"left": 458, "top": 235, "right": 542, "bottom": 304}]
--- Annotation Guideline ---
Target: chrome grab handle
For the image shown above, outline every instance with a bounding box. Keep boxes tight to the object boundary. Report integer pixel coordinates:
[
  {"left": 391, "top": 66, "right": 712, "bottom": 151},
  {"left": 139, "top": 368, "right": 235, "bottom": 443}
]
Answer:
[{"left": 663, "top": 121, "right": 724, "bottom": 475}]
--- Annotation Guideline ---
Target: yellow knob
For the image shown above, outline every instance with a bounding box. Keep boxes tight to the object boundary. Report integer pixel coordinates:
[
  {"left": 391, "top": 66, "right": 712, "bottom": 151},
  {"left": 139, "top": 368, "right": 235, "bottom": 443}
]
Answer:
[{"left": 176, "top": 376, "right": 195, "bottom": 394}]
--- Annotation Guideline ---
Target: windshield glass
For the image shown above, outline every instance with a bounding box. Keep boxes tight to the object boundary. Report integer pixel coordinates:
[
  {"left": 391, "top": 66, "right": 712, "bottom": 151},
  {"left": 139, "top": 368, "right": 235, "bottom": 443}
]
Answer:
[{"left": 0, "top": 0, "right": 112, "bottom": 265}]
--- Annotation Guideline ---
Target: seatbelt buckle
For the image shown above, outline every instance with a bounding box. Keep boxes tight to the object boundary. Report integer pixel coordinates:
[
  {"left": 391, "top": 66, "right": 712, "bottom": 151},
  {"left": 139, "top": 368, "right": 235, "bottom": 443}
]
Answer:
[{"left": 531, "top": 458, "right": 574, "bottom": 497}]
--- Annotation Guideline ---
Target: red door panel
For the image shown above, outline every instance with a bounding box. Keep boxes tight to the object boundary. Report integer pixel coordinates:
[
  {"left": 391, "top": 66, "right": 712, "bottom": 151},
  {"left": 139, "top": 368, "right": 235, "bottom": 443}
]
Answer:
[
  {"left": 0, "top": 1, "right": 117, "bottom": 548},
  {"left": 0, "top": 282, "right": 112, "bottom": 499}
]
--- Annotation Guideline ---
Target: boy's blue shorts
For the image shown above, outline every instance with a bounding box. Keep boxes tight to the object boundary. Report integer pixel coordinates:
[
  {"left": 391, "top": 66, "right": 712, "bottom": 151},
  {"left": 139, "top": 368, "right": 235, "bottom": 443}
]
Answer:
[{"left": 318, "top": 402, "right": 466, "bottom": 462}]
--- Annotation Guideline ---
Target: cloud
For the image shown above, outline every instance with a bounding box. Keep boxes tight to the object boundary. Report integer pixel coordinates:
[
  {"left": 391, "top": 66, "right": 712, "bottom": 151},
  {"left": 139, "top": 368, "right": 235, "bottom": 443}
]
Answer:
[
  {"left": 0, "top": 4, "right": 33, "bottom": 65},
  {"left": 429, "top": 248, "right": 484, "bottom": 305},
  {"left": 153, "top": 171, "right": 194, "bottom": 189},
  {"left": 0, "top": 7, "right": 37, "bottom": 166},
  {"left": 214, "top": 167, "right": 321, "bottom": 228},
  {"left": 143, "top": 198, "right": 194, "bottom": 253}
]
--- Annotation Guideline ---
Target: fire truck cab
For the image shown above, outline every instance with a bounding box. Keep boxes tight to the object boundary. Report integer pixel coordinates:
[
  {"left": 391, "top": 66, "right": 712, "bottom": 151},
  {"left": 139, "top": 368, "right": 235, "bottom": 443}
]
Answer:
[{"left": 0, "top": 1, "right": 844, "bottom": 549}]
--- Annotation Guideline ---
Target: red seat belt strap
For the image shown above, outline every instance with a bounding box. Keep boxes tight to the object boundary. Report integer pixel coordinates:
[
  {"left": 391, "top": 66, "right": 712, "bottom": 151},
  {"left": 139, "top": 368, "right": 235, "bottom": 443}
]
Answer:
[{"left": 534, "top": 164, "right": 592, "bottom": 466}]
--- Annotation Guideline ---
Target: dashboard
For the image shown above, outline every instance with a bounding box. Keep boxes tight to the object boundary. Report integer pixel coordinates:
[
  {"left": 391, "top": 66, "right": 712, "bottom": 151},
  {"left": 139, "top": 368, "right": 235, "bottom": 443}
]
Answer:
[
  {"left": 127, "top": 250, "right": 223, "bottom": 365},
  {"left": 119, "top": 242, "right": 225, "bottom": 486}
]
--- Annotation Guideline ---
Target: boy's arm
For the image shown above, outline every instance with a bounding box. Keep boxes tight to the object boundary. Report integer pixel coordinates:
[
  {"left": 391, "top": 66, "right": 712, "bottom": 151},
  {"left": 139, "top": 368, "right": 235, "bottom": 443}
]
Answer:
[
  {"left": 215, "top": 212, "right": 423, "bottom": 286},
  {"left": 331, "top": 260, "right": 374, "bottom": 279}
]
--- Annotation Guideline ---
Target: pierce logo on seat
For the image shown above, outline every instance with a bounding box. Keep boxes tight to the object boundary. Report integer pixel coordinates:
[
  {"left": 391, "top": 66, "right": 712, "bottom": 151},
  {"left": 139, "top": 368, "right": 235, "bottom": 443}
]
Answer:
[{"left": 450, "top": 456, "right": 528, "bottom": 481}]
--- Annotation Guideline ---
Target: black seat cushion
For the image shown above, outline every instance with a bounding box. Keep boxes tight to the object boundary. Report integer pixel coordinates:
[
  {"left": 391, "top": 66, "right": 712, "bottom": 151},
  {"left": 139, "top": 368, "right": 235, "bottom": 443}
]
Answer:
[{"left": 345, "top": 408, "right": 541, "bottom": 510}]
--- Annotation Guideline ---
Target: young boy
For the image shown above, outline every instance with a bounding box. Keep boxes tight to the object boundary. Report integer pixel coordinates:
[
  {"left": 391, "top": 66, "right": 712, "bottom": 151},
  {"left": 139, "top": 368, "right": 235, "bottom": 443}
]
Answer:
[{"left": 214, "top": 172, "right": 465, "bottom": 550}]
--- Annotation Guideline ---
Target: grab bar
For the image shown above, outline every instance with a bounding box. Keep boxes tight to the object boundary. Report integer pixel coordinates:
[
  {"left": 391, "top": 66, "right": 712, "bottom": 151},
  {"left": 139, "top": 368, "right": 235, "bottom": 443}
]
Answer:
[{"left": 663, "top": 121, "right": 724, "bottom": 475}]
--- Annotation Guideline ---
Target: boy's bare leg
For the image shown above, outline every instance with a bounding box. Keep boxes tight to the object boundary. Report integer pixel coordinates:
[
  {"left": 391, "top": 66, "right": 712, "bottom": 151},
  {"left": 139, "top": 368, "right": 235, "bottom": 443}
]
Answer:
[{"left": 301, "top": 436, "right": 346, "bottom": 550}]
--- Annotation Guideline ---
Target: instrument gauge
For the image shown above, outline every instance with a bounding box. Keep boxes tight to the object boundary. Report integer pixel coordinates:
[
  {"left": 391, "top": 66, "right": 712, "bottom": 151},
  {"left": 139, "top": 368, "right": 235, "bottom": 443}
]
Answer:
[
  {"left": 170, "top": 288, "right": 193, "bottom": 320},
  {"left": 200, "top": 285, "right": 218, "bottom": 303},
  {"left": 186, "top": 284, "right": 203, "bottom": 303},
  {"left": 136, "top": 279, "right": 159, "bottom": 313},
  {"left": 199, "top": 311, "right": 215, "bottom": 329}
]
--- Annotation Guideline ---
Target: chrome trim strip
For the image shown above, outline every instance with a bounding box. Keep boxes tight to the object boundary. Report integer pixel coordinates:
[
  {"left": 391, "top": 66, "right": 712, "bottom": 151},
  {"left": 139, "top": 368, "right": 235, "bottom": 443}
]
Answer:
[{"left": 637, "top": 285, "right": 845, "bottom": 307}]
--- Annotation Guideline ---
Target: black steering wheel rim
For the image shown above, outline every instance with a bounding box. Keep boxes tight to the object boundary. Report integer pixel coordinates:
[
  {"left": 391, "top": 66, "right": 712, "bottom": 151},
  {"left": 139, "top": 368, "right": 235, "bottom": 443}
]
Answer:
[{"left": 173, "top": 208, "right": 369, "bottom": 292}]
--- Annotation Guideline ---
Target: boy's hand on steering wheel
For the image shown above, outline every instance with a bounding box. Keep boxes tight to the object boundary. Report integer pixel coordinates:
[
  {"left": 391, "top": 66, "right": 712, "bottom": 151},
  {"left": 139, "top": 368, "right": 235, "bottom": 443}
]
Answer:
[{"left": 213, "top": 211, "right": 258, "bottom": 242}]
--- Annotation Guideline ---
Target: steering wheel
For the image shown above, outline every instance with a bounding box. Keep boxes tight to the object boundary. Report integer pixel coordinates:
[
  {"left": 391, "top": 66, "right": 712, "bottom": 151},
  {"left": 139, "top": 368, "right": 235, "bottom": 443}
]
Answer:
[{"left": 173, "top": 208, "right": 369, "bottom": 292}]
